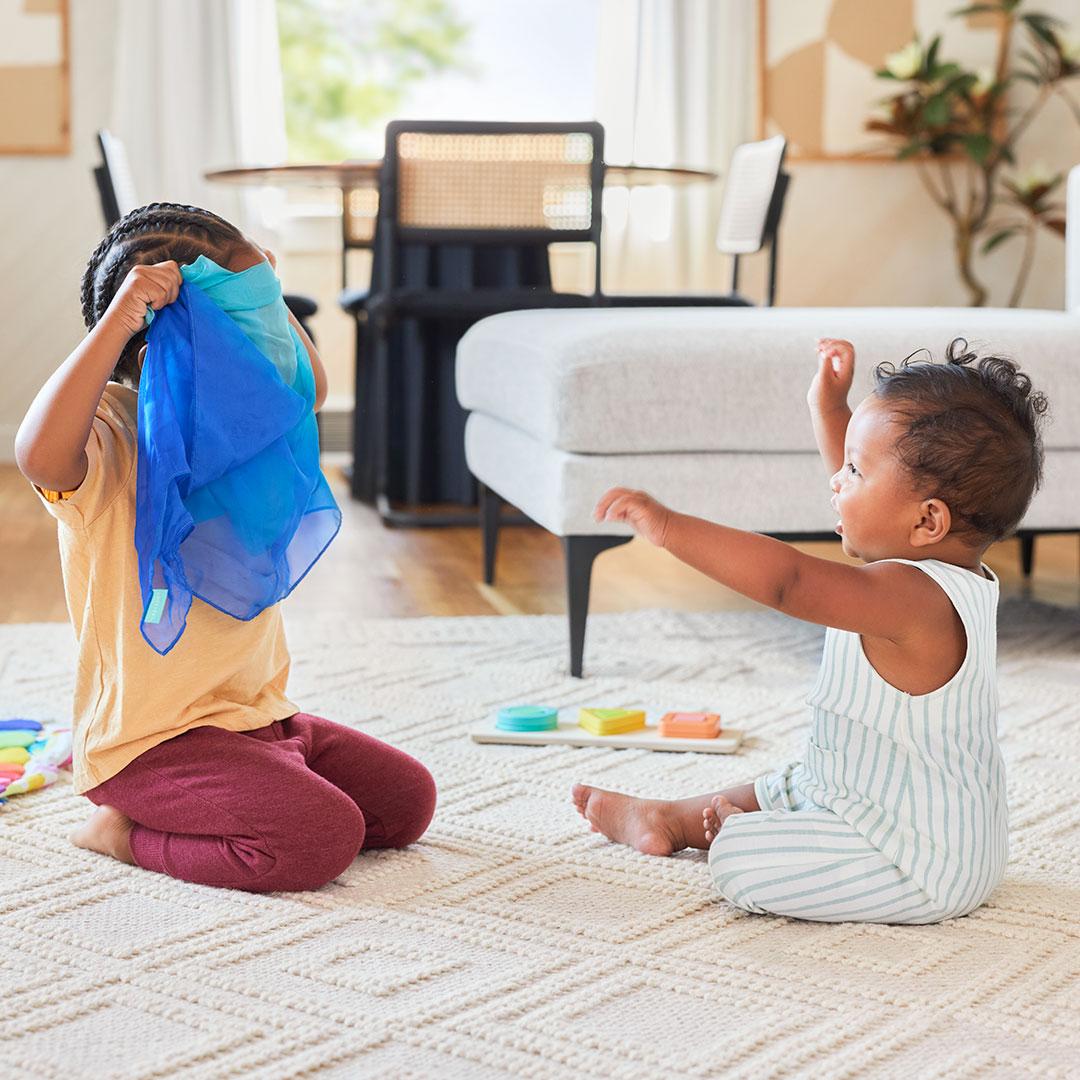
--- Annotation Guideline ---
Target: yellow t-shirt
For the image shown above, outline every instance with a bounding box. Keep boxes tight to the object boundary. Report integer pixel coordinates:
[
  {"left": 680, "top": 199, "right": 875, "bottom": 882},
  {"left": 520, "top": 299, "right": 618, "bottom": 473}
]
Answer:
[{"left": 35, "top": 383, "right": 298, "bottom": 794}]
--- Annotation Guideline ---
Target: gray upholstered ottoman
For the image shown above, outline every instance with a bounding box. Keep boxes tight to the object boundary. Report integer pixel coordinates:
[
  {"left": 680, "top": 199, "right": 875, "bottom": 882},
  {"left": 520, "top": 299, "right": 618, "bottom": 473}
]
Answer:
[{"left": 457, "top": 169, "right": 1080, "bottom": 677}]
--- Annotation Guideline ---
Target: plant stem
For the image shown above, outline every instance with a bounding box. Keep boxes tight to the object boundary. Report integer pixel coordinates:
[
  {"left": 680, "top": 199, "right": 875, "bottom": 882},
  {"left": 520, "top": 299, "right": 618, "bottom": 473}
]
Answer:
[
  {"left": 999, "top": 85, "right": 1053, "bottom": 166},
  {"left": 1056, "top": 85, "right": 1080, "bottom": 125},
  {"left": 915, "top": 158, "right": 950, "bottom": 208},
  {"left": 1008, "top": 221, "right": 1037, "bottom": 308},
  {"left": 937, "top": 158, "right": 957, "bottom": 212},
  {"left": 957, "top": 224, "right": 989, "bottom": 307},
  {"left": 993, "top": 8, "right": 1014, "bottom": 85}
]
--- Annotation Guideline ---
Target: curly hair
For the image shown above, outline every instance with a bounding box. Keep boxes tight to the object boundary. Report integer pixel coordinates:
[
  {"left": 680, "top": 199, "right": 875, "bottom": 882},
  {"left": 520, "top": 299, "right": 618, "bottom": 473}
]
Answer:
[
  {"left": 873, "top": 338, "right": 1049, "bottom": 544},
  {"left": 81, "top": 202, "right": 247, "bottom": 387}
]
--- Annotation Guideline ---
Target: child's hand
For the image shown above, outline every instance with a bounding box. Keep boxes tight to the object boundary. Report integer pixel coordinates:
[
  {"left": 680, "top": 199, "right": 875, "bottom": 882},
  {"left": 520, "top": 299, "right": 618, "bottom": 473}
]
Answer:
[
  {"left": 103, "top": 261, "right": 183, "bottom": 339},
  {"left": 594, "top": 487, "right": 672, "bottom": 547},
  {"left": 808, "top": 337, "right": 856, "bottom": 414}
]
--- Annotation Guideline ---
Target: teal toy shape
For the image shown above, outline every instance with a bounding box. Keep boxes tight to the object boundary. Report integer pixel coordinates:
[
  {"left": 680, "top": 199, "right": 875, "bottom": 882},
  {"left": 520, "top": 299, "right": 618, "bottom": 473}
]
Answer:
[{"left": 496, "top": 705, "right": 559, "bottom": 733}]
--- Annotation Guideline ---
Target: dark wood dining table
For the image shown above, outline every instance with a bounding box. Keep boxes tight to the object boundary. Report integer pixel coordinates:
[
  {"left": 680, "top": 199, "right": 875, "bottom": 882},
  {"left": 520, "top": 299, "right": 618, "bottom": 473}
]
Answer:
[{"left": 205, "top": 160, "right": 719, "bottom": 511}]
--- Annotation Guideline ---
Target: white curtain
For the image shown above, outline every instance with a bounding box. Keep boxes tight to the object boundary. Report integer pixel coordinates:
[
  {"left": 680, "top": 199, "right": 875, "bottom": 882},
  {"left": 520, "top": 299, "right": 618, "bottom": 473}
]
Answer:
[
  {"left": 109, "top": 0, "right": 287, "bottom": 244},
  {"left": 596, "top": 0, "right": 757, "bottom": 293}
]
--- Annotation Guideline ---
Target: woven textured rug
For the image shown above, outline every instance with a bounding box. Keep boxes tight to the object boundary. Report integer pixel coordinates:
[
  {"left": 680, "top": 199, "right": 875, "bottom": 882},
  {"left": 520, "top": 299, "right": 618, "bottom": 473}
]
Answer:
[{"left": 1, "top": 602, "right": 1079, "bottom": 1079}]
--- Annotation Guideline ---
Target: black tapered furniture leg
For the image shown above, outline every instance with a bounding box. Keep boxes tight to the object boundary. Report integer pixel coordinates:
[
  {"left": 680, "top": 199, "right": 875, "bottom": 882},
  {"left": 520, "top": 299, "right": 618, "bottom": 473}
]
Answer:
[
  {"left": 1020, "top": 532, "right": 1035, "bottom": 577},
  {"left": 480, "top": 483, "right": 503, "bottom": 585},
  {"left": 563, "top": 535, "right": 632, "bottom": 678}
]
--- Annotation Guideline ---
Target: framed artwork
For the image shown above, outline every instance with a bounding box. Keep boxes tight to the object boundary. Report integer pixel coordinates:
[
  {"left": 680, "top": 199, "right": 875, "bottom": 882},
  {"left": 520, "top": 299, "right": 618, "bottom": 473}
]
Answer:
[
  {"left": 0, "top": 0, "right": 69, "bottom": 155},
  {"left": 758, "top": 0, "right": 1003, "bottom": 161}
]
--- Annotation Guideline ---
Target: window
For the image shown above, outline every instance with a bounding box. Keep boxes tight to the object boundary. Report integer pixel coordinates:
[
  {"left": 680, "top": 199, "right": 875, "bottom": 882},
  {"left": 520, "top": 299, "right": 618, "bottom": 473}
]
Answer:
[{"left": 277, "top": 0, "right": 599, "bottom": 162}]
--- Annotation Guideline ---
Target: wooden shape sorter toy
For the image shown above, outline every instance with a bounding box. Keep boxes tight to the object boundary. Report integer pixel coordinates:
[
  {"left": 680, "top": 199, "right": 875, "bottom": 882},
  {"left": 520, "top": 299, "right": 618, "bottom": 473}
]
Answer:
[{"left": 470, "top": 705, "right": 743, "bottom": 754}]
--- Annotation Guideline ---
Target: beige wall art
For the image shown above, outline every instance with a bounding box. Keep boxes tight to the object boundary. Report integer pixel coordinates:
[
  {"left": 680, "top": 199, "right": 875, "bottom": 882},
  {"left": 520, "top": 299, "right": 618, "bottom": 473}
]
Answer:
[
  {"left": 760, "top": 0, "right": 1002, "bottom": 160},
  {"left": 0, "top": 0, "right": 69, "bottom": 154}
]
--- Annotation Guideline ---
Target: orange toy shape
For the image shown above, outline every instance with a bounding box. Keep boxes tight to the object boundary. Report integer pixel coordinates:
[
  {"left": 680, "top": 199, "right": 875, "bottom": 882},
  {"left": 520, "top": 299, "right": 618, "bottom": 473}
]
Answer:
[{"left": 658, "top": 711, "right": 721, "bottom": 739}]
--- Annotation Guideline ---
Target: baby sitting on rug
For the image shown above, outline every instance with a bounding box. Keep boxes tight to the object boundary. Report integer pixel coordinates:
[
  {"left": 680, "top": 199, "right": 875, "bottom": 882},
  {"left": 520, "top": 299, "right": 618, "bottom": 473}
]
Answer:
[{"left": 573, "top": 337, "right": 1047, "bottom": 925}]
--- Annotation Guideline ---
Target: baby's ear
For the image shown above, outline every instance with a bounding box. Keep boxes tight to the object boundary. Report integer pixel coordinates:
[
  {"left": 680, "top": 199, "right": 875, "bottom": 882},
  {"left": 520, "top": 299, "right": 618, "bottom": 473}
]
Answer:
[{"left": 910, "top": 497, "right": 951, "bottom": 547}]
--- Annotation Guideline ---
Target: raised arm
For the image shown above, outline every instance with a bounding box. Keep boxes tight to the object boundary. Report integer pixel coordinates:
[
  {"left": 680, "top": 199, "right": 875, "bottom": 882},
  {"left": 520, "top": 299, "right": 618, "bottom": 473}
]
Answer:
[
  {"left": 807, "top": 337, "right": 855, "bottom": 476},
  {"left": 594, "top": 488, "right": 928, "bottom": 641},
  {"left": 14, "top": 261, "right": 181, "bottom": 493}
]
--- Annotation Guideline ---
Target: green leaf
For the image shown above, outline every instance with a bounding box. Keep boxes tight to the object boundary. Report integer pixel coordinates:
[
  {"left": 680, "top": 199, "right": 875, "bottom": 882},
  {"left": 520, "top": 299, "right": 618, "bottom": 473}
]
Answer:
[
  {"left": 898, "top": 140, "right": 929, "bottom": 160},
  {"left": 1025, "top": 11, "right": 1065, "bottom": 29},
  {"left": 943, "top": 71, "right": 979, "bottom": 94},
  {"left": 1022, "top": 14, "right": 1062, "bottom": 48},
  {"left": 962, "top": 133, "right": 995, "bottom": 163},
  {"left": 982, "top": 228, "right": 1019, "bottom": 254},
  {"left": 1019, "top": 48, "right": 1047, "bottom": 68},
  {"left": 926, "top": 36, "right": 941, "bottom": 74},
  {"left": 924, "top": 95, "right": 951, "bottom": 125},
  {"left": 951, "top": 3, "right": 1001, "bottom": 15}
]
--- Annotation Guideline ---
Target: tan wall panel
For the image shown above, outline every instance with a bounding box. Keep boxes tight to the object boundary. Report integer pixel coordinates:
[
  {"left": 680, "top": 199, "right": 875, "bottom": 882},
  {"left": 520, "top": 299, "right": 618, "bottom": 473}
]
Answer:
[{"left": 0, "top": 65, "right": 66, "bottom": 151}]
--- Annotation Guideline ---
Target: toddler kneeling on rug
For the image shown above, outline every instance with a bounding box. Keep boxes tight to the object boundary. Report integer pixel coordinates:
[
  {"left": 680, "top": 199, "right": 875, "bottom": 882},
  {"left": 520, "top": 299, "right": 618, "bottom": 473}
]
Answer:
[
  {"left": 574, "top": 336, "right": 1047, "bottom": 924},
  {"left": 15, "top": 203, "right": 435, "bottom": 892}
]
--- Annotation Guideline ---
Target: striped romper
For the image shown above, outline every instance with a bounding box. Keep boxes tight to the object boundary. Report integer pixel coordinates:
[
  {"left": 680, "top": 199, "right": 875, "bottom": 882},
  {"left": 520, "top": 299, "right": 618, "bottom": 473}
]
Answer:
[{"left": 708, "top": 558, "right": 1008, "bottom": 924}]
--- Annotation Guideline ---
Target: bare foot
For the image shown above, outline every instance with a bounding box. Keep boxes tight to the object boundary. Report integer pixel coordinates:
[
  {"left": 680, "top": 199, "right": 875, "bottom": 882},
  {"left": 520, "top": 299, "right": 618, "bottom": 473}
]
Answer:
[
  {"left": 571, "top": 782, "right": 692, "bottom": 856},
  {"left": 703, "top": 795, "right": 744, "bottom": 844},
  {"left": 70, "top": 805, "right": 136, "bottom": 866}
]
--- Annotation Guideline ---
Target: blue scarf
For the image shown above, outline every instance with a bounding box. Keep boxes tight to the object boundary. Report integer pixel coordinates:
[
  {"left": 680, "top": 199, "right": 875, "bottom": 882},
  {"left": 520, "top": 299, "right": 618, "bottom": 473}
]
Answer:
[{"left": 136, "top": 255, "right": 340, "bottom": 654}]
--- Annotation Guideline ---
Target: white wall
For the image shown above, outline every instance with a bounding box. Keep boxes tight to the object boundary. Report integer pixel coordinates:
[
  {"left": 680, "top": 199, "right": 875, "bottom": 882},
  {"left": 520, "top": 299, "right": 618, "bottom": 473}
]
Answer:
[{"left": 0, "top": 0, "right": 120, "bottom": 460}]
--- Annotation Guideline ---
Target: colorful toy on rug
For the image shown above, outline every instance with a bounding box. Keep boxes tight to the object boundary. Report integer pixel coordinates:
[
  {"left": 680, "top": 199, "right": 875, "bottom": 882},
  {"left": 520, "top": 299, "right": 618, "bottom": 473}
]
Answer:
[
  {"left": 472, "top": 705, "right": 742, "bottom": 754},
  {"left": 578, "top": 707, "right": 646, "bottom": 736},
  {"left": 0, "top": 720, "right": 73, "bottom": 803},
  {"left": 496, "top": 705, "right": 559, "bottom": 733},
  {"left": 658, "top": 711, "right": 722, "bottom": 739}
]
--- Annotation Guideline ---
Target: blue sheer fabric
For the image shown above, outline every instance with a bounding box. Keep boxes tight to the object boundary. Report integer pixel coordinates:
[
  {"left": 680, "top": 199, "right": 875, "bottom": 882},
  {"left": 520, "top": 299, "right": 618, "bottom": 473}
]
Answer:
[{"left": 135, "top": 256, "right": 340, "bottom": 654}]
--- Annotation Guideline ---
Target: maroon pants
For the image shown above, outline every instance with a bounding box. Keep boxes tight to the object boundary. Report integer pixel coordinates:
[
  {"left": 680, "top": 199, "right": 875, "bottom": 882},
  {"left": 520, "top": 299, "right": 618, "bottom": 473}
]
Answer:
[{"left": 85, "top": 713, "right": 437, "bottom": 893}]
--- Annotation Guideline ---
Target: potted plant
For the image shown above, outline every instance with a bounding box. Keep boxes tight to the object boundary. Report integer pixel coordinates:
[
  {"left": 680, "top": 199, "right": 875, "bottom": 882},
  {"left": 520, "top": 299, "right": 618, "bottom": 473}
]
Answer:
[{"left": 867, "top": 0, "right": 1080, "bottom": 306}]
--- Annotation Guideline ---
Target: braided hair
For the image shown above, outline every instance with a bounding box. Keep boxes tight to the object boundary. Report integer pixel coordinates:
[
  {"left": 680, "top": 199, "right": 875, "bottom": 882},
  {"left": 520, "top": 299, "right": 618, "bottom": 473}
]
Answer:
[
  {"left": 81, "top": 202, "right": 247, "bottom": 387},
  {"left": 873, "top": 338, "right": 1049, "bottom": 544}
]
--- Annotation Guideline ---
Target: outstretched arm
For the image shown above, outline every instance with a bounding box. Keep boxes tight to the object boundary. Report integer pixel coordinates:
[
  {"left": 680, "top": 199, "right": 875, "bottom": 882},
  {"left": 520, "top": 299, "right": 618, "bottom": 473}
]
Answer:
[
  {"left": 594, "top": 488, "right": 928, "bottom": 641},
  {"left": 807, "top": 337, "right": 854, "bottom": 476}
]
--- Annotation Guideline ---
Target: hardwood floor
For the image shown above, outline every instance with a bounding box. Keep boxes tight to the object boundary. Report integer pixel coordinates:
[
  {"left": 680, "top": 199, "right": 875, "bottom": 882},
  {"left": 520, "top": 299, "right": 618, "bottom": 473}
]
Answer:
[{"left": 2, "top": 463, "right": 1077, "bottom": 624}]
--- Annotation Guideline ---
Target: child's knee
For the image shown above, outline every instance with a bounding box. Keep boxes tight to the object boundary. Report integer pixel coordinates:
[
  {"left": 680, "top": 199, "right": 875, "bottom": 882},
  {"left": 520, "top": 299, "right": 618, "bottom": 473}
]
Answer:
[
  {"left": 249, "top": 796, "right": 365, "bottom": 892},
  {"left": 386, "top": 760, "right": 437, "bottom": 848}
]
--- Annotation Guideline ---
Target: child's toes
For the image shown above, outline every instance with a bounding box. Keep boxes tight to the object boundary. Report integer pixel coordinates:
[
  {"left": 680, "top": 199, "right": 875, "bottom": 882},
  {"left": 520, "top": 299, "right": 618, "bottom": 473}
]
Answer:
[{"left": 713, "top": 795, "right": 744, "bottom": 824}]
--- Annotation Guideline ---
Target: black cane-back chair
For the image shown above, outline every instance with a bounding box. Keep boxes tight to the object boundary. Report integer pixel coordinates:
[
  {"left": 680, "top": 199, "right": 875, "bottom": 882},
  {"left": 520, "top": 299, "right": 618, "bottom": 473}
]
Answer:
[{"left": 348, "top": 119, "right": 606, "bottom": 525}]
